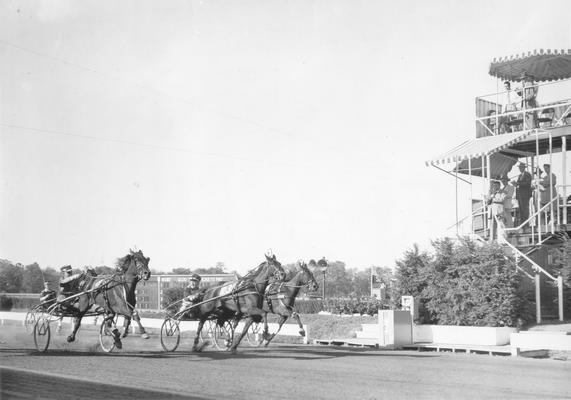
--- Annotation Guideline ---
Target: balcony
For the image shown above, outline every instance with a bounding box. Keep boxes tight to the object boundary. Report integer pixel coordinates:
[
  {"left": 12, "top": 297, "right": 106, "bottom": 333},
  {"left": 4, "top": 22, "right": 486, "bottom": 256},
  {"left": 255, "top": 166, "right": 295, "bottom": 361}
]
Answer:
[{"left": 475, "top": 79, "right": 571, "bottom": 138}]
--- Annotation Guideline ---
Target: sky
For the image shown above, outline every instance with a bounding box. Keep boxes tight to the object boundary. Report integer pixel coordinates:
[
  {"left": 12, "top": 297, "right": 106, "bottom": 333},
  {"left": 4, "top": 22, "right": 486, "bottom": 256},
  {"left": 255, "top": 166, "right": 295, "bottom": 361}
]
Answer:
[{"left": 1, "top": 0, "right": 570, "bottom": 274}]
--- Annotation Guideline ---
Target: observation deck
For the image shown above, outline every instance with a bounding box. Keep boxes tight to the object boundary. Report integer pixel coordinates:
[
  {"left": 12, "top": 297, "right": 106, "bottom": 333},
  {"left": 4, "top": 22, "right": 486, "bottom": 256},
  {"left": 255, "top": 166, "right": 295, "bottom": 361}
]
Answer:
[{"left": 426, "top": 49, "right": 571, "bottom": 323}]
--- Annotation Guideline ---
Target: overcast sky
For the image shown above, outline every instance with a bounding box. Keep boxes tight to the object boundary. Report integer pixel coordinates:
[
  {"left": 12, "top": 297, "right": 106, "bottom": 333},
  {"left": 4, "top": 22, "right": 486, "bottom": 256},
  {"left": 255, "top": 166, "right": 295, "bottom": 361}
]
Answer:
[{"left": 1, "top": 0, "right": 570, "bottom": 274}]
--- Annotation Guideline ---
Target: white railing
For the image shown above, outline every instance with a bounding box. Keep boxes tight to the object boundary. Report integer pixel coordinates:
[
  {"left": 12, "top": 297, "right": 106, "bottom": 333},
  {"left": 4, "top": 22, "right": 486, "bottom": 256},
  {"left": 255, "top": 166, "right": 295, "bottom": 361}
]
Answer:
[{"left": 475, "top": 78, "right": 571, "bottom": 136}]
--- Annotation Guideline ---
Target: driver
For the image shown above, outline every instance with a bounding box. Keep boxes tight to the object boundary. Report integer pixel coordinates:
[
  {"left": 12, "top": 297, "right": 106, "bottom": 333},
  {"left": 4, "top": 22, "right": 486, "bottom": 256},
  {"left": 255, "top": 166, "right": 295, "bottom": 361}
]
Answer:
[
  {"left": 39, "top": 281, "right": 57, "bottom": 307},
  {"left": 178, "top": 274, "right": 203, "bottom": 318}
]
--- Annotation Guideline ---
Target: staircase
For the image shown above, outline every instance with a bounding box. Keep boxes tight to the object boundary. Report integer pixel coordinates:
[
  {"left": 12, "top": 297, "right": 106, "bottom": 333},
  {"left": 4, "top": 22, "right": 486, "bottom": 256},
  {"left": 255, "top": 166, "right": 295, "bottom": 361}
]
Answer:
[{"left": 497, "top": 226, "right": 565, "bottom": 323}]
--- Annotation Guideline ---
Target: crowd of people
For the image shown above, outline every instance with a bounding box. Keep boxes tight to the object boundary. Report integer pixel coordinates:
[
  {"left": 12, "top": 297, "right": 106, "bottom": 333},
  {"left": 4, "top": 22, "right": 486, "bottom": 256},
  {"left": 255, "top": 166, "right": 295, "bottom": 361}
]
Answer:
[{"left": 486, "top": 162, "right": 558, "bottom": 239}]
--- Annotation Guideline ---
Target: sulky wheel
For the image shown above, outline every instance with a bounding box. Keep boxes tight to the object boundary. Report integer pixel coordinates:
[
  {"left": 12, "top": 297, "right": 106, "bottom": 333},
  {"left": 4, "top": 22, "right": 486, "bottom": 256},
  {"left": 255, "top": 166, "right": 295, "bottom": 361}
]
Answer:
[
  {"left": 199, "top": 319, "right": 216, "bottom": 345},
  {"left": 99, "top": 320, "right": 117, "bottom": 353},
  {"left": 212, "top": 321, "right": 234, "bottom": 350},
  {"left": 246, "top": 321, "right": 264, "bottom": 347},
  {"left": 160, "top": 317, "right": 181, "bottom": 352},
  {"left": 24, "top": 309, "right": 37, "bottom": 335},
  {"left": 33, "top": 317, "right": 51, "bottom": 352}
]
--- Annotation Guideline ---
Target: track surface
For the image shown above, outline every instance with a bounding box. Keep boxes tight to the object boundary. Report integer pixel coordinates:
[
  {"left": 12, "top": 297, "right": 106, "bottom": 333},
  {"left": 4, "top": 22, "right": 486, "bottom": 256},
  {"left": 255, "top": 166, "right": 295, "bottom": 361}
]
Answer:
[{"left": 1, "top": 324, "right": 570, "bottom": 399}]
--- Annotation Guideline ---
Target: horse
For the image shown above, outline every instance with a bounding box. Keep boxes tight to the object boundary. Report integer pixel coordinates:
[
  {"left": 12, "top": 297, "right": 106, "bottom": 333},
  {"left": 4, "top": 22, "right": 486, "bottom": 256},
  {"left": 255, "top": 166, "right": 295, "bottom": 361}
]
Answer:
[
  {"left": 66, "top": 249, "right": 151, "bottom": 349},
  {"left": 191, "top": 253, "right": 286, "bottom": 353},
  {"left": 259, "top": 260, "right": 319, "bottom": 346}
]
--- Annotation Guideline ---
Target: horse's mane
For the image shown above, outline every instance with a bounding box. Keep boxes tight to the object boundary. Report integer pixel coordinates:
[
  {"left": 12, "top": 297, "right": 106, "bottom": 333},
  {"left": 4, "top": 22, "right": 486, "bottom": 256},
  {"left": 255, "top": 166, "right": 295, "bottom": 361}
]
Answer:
[
  {"left": 115, "top": 253, "right": 132, "bottom": 272},
  {"left": 241, "top": 262, "right": 266, "bottom": 281},
  {"left": 115, "top": 249, "right": 144, "bottom": 272}
]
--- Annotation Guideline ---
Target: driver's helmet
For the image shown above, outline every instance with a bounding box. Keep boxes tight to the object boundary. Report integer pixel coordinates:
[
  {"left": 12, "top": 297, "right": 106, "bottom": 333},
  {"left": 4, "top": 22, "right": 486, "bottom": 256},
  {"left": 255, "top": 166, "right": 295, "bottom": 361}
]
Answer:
[{"left": 61, "top": 265, "right": 73, "bottom": 276}]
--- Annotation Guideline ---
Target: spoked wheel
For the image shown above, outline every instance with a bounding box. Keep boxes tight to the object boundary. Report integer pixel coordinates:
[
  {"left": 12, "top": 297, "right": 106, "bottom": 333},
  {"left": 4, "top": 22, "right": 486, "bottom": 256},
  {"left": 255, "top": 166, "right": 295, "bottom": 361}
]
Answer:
[
  {"left": 212, "top": 321, "right": 234, "bottom": 350},
  {"left": 99, "top": 319, "right": 117, "bottom": 353},
  {"left": 199, "top": 319, "right": 216, "bottom": 345},
  {"left": 33, "top": 317, "right": 51, "bottom": 352},
  {"left": 160, "top": 317, "right": 181, "bottom": 352},
  {"left": 24, "top": 309, "right": 38, "bottom": 334},
  {"left": 246, "top": 321, "right": 265, "bottom": 347}
]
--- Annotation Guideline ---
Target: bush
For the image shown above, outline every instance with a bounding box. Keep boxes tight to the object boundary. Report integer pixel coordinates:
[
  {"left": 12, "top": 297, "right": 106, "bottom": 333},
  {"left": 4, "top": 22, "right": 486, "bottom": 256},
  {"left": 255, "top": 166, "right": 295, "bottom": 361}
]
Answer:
[
  {"left": 0, "top": 295, "right": 13, "bottom": 311},
  {"left": 396, "top": 238, "right": 534, "bottom": 327},
  {"left": 292, "top": 298, "right": 324, "bottom": 314},
  {"left": 162, "top": 287, "right": 185, "bottom": 313}
]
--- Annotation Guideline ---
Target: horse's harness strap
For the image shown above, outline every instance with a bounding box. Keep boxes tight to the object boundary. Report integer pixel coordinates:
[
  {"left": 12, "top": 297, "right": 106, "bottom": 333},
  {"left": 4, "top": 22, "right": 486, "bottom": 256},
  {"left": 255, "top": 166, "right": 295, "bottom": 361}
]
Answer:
[{"left": 264, "top": 285, "right": 274, "bottom": 313}]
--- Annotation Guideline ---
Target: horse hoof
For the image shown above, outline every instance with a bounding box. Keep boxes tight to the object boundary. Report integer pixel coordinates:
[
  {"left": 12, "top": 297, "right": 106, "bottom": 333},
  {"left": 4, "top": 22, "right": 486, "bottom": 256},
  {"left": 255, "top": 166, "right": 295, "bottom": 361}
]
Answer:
[
  {"left": 121, "top": 332, "right": 128, "bottom": 339},
  {"left": 112, "top": 330, "right": 123, "bottom": 349},
  {"left": 141, "top": 333, "right": 149, "bottom": 340},
  {"left": 66, "top": 336, "right": 74, "bottom": 343},
  {"left": 299, "top": 330, "right": 306, "bottom": 337}
]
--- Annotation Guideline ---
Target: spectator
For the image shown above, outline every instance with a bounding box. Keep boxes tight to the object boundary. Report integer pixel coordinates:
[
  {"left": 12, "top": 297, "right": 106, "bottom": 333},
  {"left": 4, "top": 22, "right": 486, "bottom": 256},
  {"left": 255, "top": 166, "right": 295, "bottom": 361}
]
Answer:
[
  {"left": 501, "top": 175, "right": 514, "bottom": 229},
  {"left": 486, "top": 180, "right": 507, "bottom": 241},
  {"left": 486, "top": 110, "right": 498, "bottom": 135},
  {"left": 517, "top": 73, "right": 538, "bottom": 129},
  {"left": 502, "top": 81, "right": 520, "bottom": 133},
  {"left": 537, "top": 163, "right": 558, "bottom": 224},
  {"left": 511, "top": 163, "right": 532, "bottom": 229}
]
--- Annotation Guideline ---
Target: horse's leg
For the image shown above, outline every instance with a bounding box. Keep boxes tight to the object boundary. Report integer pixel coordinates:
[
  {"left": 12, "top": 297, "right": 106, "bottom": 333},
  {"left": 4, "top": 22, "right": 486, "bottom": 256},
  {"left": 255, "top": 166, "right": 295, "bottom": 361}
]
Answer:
[
  {"left": 292, "top": 311, "right": 305, "bottom": 337},
  {"left": 132, "top": 311, "right": 149, "bottom": 339},
  {"left": 229, "top": 317, "right": 254, "bottom": 354},
  {"left": 122, "top": 316, "right": 132, "bottom": 339},
  {"left": 105, "top": 314, "right": 122, "bottom": 349},
  {"left": 264, "top": 315, "right": 287, "bottom": 347},
  {"left": 261, "top": 311, "right": 271, "bottom": 341},
  {"left": 192, "top": 318, "right": 206, "bottom": 352},
  {"left": 67, "top": 314, "right": 84, "bottom": 342}
]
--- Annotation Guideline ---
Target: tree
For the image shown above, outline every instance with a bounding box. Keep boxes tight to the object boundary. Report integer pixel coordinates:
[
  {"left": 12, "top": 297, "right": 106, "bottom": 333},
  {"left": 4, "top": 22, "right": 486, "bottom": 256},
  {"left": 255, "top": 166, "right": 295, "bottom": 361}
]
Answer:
[
  {"left": 321, "top": 261, "right": 350, "bottom": 298},
  {"left": 394, "top": 244, "right": 431, "bottom": 301},
  {"left": 171, "top": 267, "right": 191, "bottom": 275},
  {"left": 347, "top": 268, "right": 371, "bottom": 298},
  {"left": 193, "top": 266, "right": 226, "bottom": 274},
  {"left": 21, "top": 263, "right": 44, "bottom": 293},
  {"left": 0, "top": 261, "right": 23, "bottom": 293}
]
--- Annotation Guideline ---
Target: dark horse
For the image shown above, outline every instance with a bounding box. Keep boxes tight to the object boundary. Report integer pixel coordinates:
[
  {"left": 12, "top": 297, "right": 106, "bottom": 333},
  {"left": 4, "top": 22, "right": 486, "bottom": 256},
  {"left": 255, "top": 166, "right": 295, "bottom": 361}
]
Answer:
[
  {"left": 260, "top": 260, "right": 319, "bottom": 346},
  {"left": 66, "top": 249, "right": 151, "bottom": 349},
  {"left": 192, "top": 253, "right": 286, "bottom": 353}
]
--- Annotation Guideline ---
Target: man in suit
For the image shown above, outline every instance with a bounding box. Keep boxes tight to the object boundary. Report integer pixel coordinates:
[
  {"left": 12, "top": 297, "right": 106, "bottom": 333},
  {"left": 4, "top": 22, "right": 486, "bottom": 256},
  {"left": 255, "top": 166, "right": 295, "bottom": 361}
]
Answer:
[{"left": 511, "top": 163, "right": 532, "bottom": 229}]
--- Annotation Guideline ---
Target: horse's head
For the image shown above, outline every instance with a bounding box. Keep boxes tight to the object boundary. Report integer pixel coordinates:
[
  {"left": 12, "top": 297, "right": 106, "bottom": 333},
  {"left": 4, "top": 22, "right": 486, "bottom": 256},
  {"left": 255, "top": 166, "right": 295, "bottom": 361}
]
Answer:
[
  {"left": 298, "top": 260, "right": 319, "bottom": 292},
  {"left": 265, "top": 252, "right": 286, "bottom": 282},
  {"left": 116, "top": 249, "right": 151, "bottom": 281}
]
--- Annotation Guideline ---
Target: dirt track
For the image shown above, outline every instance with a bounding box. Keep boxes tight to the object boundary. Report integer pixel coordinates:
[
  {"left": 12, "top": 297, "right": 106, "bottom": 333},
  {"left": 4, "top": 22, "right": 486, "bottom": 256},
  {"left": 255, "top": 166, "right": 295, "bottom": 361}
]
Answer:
[{"left": 1, "top": 324, "right": 570, "bottom": 399}]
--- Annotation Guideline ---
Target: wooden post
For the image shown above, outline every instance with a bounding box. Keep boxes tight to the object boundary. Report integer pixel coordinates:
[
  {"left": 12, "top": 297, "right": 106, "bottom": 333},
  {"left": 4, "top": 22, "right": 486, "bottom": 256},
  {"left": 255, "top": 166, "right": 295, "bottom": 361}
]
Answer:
[
  {"left": 535, "top": 274, "right": 541, "bottom": 324},
  {"left": 558, "top": 276, "right": 564, "bottom": 322}
]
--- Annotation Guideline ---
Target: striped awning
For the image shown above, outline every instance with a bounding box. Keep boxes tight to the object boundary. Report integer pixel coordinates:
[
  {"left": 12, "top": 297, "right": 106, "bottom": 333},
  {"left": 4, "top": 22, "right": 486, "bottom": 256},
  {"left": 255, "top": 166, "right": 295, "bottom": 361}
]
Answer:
[
  {"left": 425, "top": 130, "right": 533, "bottom": 167},
  {"left": 454, "top": 152, "right": 518, "bottom": 178},
  {"left": 489, "top": 49, "right": 571, "bottom": 82}
]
